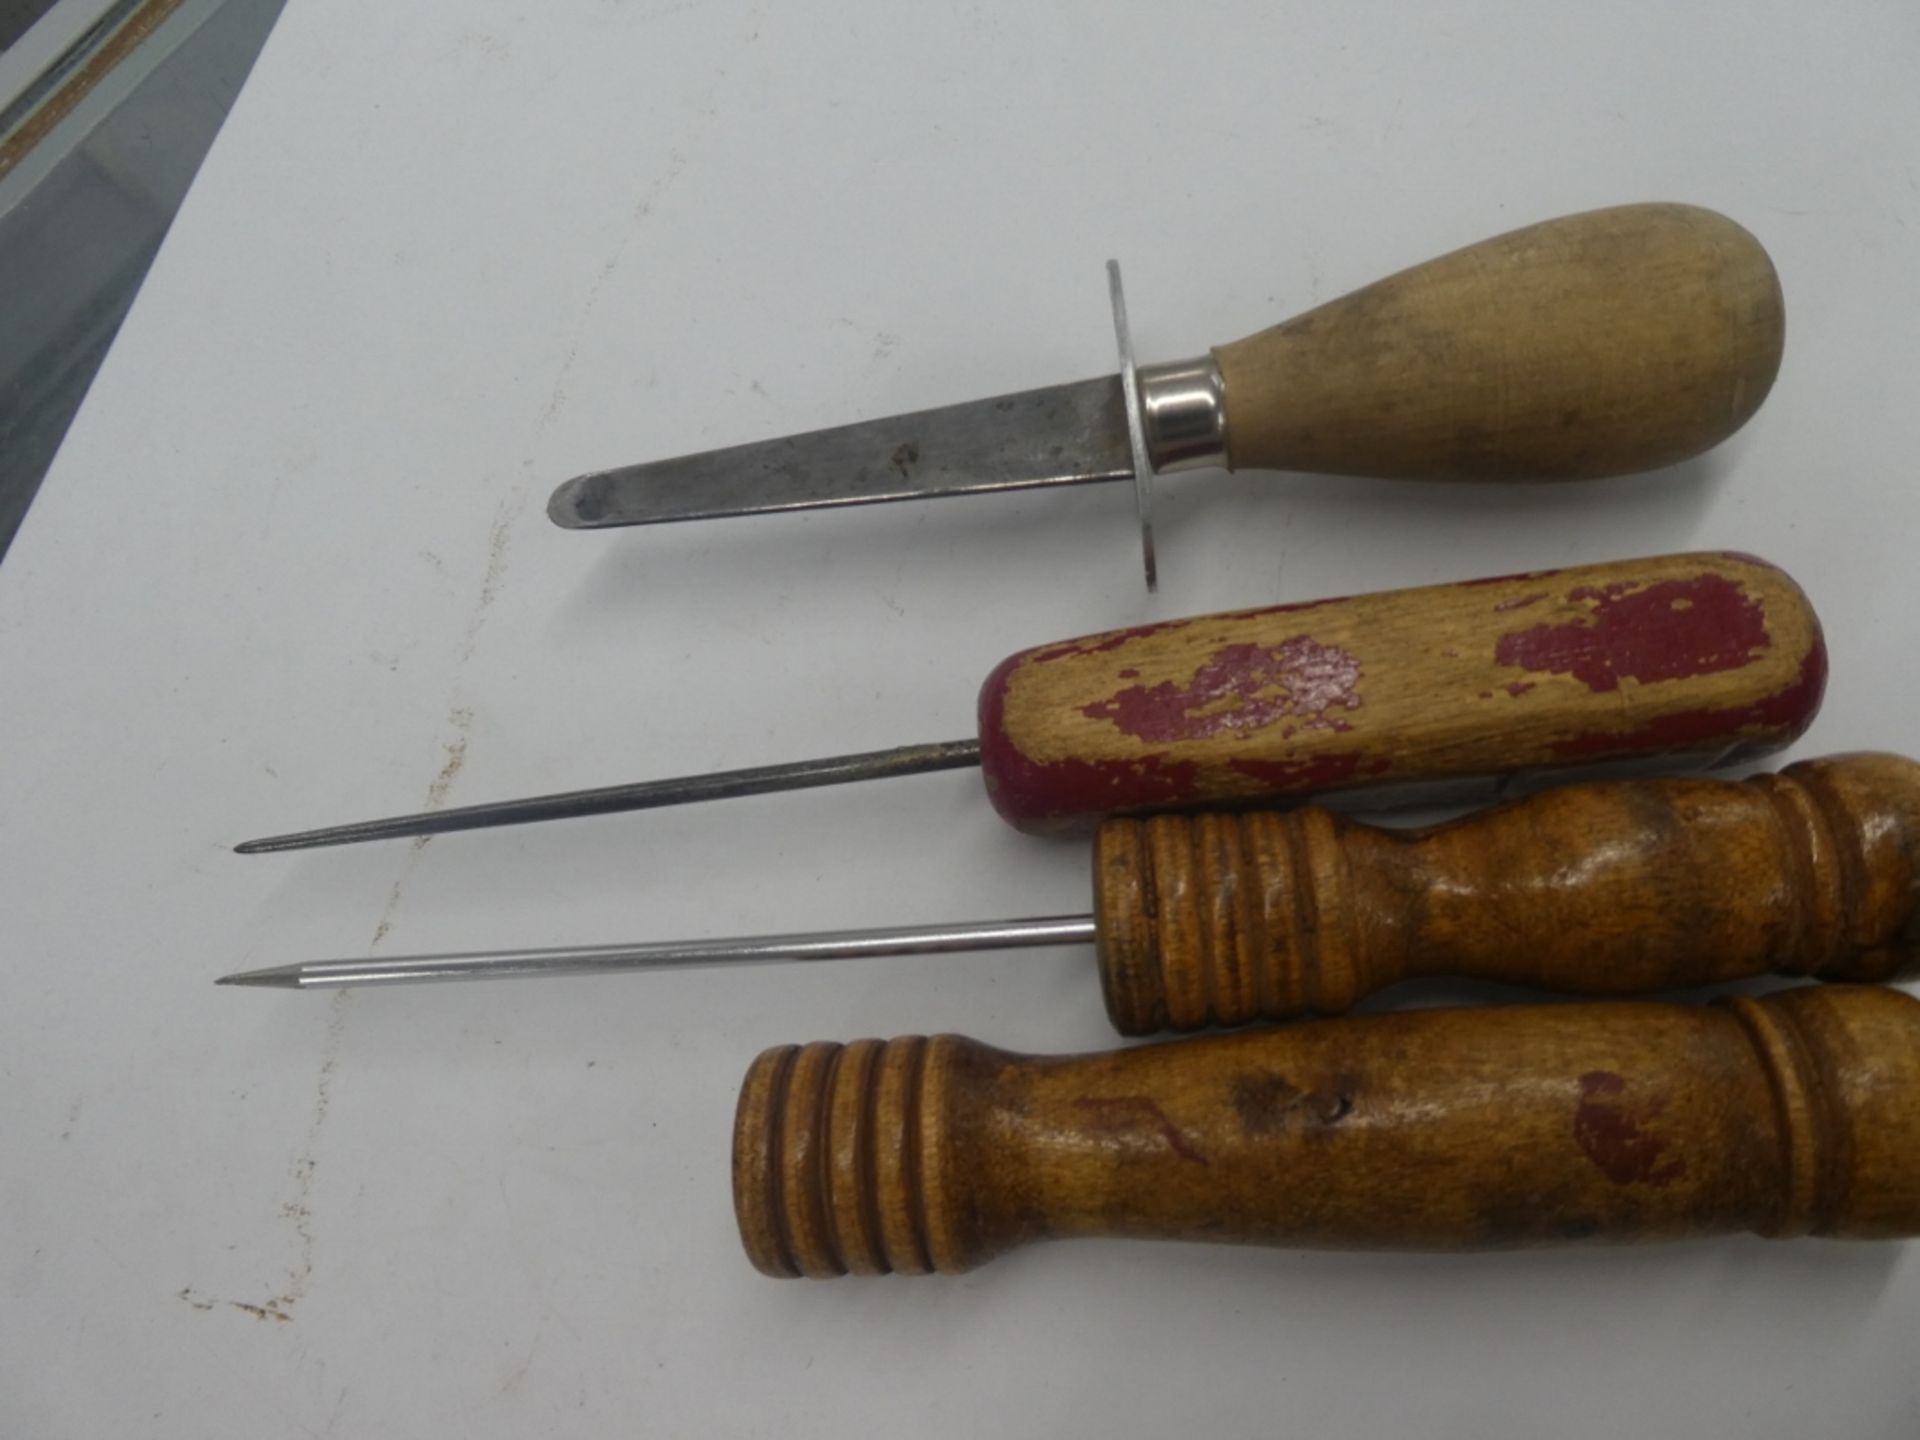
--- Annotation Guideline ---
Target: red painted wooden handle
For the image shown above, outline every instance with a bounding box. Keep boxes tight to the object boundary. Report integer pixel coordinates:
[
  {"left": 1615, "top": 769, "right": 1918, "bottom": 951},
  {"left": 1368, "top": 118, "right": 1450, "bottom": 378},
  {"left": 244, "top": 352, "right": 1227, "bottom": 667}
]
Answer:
[{"left": 976, "top": 552, "right": 1824, "bottom": 832}]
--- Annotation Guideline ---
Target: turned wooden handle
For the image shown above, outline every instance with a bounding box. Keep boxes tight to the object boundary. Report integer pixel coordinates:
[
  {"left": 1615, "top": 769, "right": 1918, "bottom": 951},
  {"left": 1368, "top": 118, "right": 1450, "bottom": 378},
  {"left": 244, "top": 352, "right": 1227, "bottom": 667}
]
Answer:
[
  {"left": 1211, "top": 203, "right": 1783, "bottom": 480},
  {"left": 1093, "top": 752, "right": 1920, "bottom": 1034},
  {"left": 734, "top": 986, "right": 1920, "bottom": 1277},
  {"left": 978, "top": 550, "right": 1825, "bottom": 832}
]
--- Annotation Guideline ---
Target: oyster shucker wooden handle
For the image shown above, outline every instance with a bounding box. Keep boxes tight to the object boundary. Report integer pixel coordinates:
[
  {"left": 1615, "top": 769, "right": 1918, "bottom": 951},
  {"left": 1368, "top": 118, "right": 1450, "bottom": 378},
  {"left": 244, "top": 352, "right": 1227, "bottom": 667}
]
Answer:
[
  {"left": 735, "top": 987, "right": 1920, "bottom": 1277},
  {"left": 1090, "top": 752, "right": 1920, "bottom": 1034},
  {"left": 548, "top": 205, "right": 1784, "bottom": 540},
  {"left": 1210, "top": 203, "right": 1783, "bottom": 480}
]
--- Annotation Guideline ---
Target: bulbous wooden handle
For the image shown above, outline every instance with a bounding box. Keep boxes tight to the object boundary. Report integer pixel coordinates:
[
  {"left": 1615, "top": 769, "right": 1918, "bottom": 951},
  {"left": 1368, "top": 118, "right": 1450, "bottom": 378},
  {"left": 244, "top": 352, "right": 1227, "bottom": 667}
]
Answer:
[
  {"left": 1092, "top": 752, "right": 1920, "bottom": 1035},
  {"left": 734, "top": 987, "right": 1920, "bottom": 1277},
  {"left": 1212, "top": 203, "right": 1783, "bottom": 480}
]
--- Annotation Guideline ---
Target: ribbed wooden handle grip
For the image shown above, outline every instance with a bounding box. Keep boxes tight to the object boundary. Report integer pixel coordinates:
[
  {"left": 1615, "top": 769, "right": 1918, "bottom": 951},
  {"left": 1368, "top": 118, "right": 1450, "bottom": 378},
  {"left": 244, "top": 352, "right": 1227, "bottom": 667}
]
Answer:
[
  {"left": 734, "top": 987, "right": 1920, "bottom": 1277},
  {"left": 1212, "top": 203, "right": 1783, "bottom": 479},
  {"left": 1092, "top": 752, "right": 1920, "bottom": 1034}
]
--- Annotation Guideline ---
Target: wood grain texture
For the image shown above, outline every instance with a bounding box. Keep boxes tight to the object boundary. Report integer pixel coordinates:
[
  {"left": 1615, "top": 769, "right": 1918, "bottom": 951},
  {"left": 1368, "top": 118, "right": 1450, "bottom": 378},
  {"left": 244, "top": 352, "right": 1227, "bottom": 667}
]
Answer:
[
  {"left": 978, "top": 551, "right": 1824, "bottom": 832},
  {"left": 734, "top": 987, "right": 1920, "bottom": 1277},
  {"left": 1212, "top": 203, "right": 1783, "bottom": 480},
  {"left": 1092, "top": 752, "right": 1920, "bottom": 1034}
]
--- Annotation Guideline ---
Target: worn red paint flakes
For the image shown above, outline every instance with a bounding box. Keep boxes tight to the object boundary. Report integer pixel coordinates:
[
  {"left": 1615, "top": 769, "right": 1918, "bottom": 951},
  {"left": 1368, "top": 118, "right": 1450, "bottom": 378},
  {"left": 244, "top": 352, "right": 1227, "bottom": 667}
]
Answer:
[
  {"left": 980, "top": 748, "right": 1202, "bottom": 829},
  {"left": 976, "top": 654, "right": 1205, "bottom": 830},
  {"left": 1495, "top": 574, "right": 1772, "bottom": 692},
  {"left": 1572, "top": 1071, "right": 1685, "bottom": 1187},
  {"left": 1239, "top": 595, "right": 1339, "bottom": 621},
  {"left": 1547, "top": 644, "right": 1826, "bottom": 760},
  {"left": 1079, "top": 637, "right": 1363, "bottom": 743},
  {"left": 1028, "top": 617, "right": 1192, "bottom": 664},
  {"left": 1228, "top": 753, "right": 1367, "bottom": 789},
  {"left": 1457, "top": 569, "right": 1556, "bottom": 588}
]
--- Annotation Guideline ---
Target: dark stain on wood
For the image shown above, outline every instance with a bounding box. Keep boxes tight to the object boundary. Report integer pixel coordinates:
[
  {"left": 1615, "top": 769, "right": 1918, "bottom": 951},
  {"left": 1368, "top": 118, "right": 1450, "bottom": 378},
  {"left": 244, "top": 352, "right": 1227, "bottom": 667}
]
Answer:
[
  {"left": 1071, "top": 1095, "right": 1206, "bottom": 1164},
  {"left": 1231, "top": 1073, "right": 1353, "bottom": 1134},
  {"left": 1573, "top": 1070, "right": 1686, "bottom": 1187}
]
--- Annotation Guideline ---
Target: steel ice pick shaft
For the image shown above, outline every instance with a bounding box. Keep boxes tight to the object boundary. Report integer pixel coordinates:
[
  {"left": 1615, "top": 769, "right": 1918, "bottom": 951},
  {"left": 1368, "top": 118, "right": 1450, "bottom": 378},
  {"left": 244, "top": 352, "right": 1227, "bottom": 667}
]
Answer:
[
  {"left": 235, "top": 552, "right": 1825, "bottom": 851},
  {"left": 221, "top": 753, "right": 1920, "bottom": 1037}
]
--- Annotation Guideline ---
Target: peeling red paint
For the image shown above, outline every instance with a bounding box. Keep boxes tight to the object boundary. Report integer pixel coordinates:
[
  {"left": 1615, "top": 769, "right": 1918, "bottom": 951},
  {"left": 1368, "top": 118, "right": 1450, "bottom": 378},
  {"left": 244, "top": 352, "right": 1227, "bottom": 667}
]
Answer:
[
  {"left": 1028, "top": 617, "right": 1192, "bottom": 664},
  {"left": 978, "top": 748, "right": 1201, "bottom": 832},
  {"left": 1547, "top": 643, "right": 1826, "bottom": 761},
  {"left": 1029, "top": 599, "right": 1344, "bottom": 666},
  {"left": 1495, "top": 574, "right": 1772, "bottom": 693},
  {"left": 1457, "top": 569, "right": 1555, "bottom": 588},
  {"left": 1238, "top": 596, "right": 1339, "bottom": 621},
  {"left": 1073, "top": 1096, "right": 1206, "bottom": 1163},
  {"left": 1227, "top": 753, "right": 1367, "bottom": 790},
  {"left": 976, "top": 557, "right": 1821, "bottom": 833},
  {"left": 1572, "top": 1071, "right": 1685, "bottom": 1187},
  {"left": 1078, "top": 637, "right": 1362, "bottom": 743},
  {"left": 978, "top": 652, "right": 1203, "bottom": 831}
]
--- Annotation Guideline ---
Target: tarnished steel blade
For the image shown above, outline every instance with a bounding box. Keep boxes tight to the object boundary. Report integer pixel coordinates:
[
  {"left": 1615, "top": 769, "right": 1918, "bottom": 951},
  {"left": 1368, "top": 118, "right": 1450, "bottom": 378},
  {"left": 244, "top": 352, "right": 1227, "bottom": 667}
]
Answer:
[{"left": 547, "top": 375, "right": 1132, "bottom": 528}]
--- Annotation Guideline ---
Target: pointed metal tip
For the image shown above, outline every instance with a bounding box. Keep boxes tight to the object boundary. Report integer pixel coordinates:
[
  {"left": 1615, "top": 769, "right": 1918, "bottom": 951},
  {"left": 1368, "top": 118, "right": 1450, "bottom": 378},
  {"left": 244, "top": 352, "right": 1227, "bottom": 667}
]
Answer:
[
  {"left": 234, "top": 815, "right": 447, "bottom": 853},
  {"left": 232, "top": 829, "right": 347, "bottom": 854},
  {"left": 216, "top": 965, "right": 305, "bottom": 989},
  {"left": 229, "top": 739, "right": 986, "bottom": 853},
  {"left": 546, "top": 475, "right": 588, "bottom": 529},
  {"left": 547, "top": 471, "right": 621, "bottom": 529}
]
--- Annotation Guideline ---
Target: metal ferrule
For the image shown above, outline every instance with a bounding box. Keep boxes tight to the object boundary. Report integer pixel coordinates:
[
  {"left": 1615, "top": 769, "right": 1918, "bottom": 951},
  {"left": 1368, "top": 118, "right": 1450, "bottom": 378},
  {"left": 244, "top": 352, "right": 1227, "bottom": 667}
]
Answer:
[{"left": 1137, "top": 355, "right": 1227, "bottom": 472}]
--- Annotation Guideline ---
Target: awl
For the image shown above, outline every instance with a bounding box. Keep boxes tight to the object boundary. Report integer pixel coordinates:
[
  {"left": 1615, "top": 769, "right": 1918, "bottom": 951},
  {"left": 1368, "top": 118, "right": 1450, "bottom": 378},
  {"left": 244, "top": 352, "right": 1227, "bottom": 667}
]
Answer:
[
  {"left": 220, "top": 754, "right": 1920, "bottom": 1032},
  {"left": 735, "top": 986, "right": 1920, "bottom": 1277},
  {"left": 547, "top": 204, "right": 1784, "bottom": 587},
  {"left": 235, "top": 551, "right": 1825, "bottom": 850}
]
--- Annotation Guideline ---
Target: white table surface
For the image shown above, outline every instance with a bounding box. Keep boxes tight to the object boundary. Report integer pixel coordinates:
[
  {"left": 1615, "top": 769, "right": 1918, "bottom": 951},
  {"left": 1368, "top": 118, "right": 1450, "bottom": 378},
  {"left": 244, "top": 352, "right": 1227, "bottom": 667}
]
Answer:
[{"left": 5, "top": 2, "right": 1920, "bottom": 1434}]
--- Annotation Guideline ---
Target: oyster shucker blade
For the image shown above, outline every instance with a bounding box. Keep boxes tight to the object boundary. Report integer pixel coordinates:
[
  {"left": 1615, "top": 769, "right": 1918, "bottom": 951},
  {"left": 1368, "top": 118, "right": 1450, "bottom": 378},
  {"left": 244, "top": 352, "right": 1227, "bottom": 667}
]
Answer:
[
  {"left": 549, "top": 376, "right": 1132, "bottom": 526},
  {"left": 545, "top": 204, "right": 1784, "bottom": 588}
]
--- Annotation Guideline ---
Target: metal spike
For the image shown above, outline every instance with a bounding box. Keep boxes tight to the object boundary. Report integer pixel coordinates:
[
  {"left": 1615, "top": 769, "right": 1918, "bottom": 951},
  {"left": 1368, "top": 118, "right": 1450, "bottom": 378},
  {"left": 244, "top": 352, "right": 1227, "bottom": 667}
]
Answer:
[
  {"left": 215, "top": 915, "right": 1099, "bottom": 990},
  {"left": 235, "top": 738, "right": 983, "bottom": 853}
]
